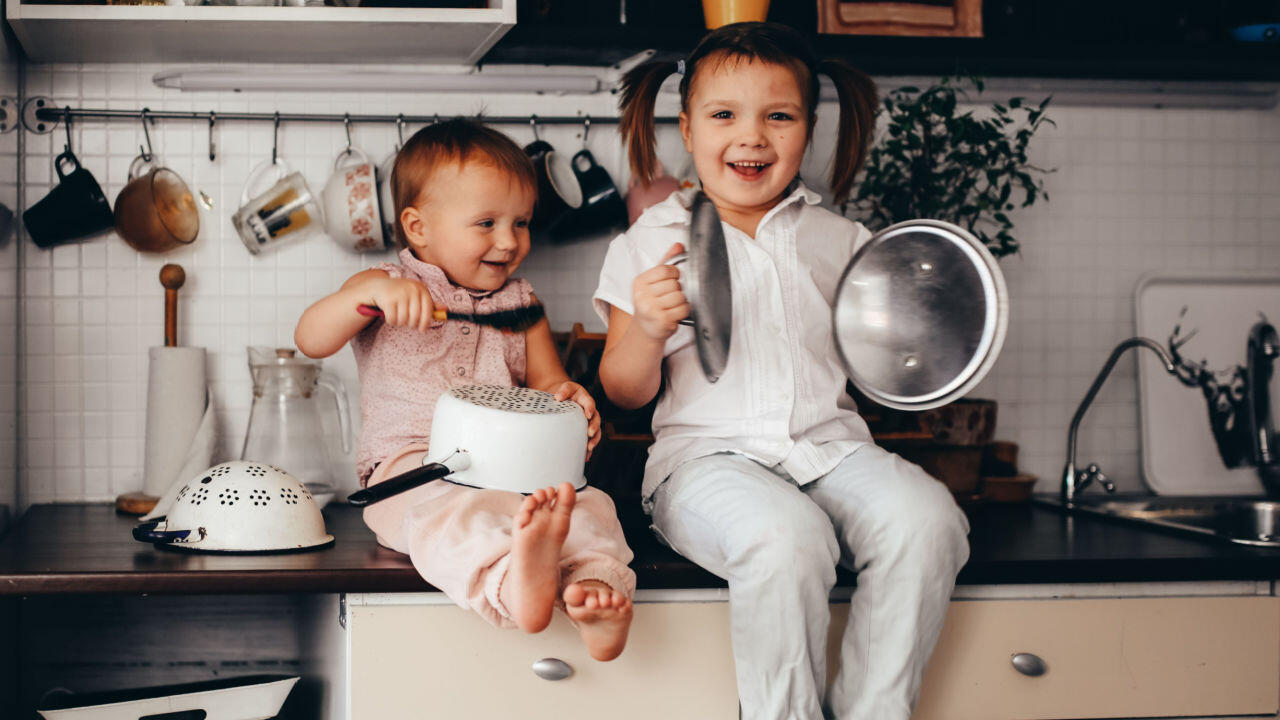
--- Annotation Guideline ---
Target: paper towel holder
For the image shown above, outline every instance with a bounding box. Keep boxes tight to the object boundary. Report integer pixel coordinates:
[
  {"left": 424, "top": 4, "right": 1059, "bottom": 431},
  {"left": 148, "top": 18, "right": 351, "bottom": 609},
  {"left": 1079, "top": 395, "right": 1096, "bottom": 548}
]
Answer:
[{"left": 117, "top": 264, "right": 214, "bottom": 516}]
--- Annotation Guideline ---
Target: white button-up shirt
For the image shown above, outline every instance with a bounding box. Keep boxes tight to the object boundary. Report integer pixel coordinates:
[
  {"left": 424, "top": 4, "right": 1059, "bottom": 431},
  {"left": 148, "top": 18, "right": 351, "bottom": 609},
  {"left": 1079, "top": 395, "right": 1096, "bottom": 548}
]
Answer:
[{"left": 593, "top": 183, "right": 875, "bottom": 501}]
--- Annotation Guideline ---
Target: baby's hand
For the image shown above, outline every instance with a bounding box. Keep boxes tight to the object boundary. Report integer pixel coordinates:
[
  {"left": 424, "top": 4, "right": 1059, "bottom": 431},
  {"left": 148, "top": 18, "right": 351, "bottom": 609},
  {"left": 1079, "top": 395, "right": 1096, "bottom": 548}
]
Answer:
[
  {"left": 554, "top": 381, "right": 600, "bottom": 460},
  {"left": 367, "top": 277, "right": 436, "bottom": 332},
  {"left": 631, "top": 242, "right": 690, "bottom": 342}
]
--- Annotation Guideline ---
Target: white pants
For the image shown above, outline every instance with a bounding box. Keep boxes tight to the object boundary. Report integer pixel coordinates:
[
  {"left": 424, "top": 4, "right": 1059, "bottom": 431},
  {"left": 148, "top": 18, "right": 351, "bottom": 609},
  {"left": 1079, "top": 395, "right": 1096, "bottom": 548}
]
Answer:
[{"left": 649, "top": 444, "right": 970, "bottom": 720}]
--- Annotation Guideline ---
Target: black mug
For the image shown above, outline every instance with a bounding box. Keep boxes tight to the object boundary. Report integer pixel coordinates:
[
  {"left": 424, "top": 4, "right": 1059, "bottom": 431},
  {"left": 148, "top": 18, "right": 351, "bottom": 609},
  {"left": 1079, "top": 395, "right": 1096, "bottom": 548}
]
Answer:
[
  {"left": 524, "top": 139, "right": 583, "bottom": 233},
  {"left": 24, "top": 150, "right": 114, "bottom": 249},
  {"left": 555, "top": 149, "right": 627, "bottom": 238}
]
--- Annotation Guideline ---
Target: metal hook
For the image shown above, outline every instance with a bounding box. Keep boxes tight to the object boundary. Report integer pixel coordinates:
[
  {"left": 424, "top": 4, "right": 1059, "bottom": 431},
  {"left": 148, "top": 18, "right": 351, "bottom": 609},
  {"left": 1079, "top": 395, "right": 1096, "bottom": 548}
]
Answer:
[
  {"left": 139, "top": 108, "right": 154, "bottom": 163},
  {"left": 343, "top": 113, "right": 353, "bottom": 157},
  {"left": 582, "top": 114, "right": 590, "bottom": 146},
  {"left": 62, "top": 107, "right": 73, "bottom": 154},
  {"left": 395, "top": 114, "right": 406, "bottom": 149},
  {"left": 208, "top": 111, "right": 217, "bottom": 162},
  {"left": 529, "top": 114, "right": 539, "bottom": 141},
  {"left": 272, "top": 112, "right": 280, "bottom": 165}
]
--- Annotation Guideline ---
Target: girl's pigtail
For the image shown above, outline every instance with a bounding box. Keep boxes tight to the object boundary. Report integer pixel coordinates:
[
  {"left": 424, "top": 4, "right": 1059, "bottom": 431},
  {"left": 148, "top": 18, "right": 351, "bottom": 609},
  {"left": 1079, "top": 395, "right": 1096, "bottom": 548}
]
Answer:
[
  {"left": 618, "top": 60, "right": 677, "bottom": 187},
  {"left": 818, "top": 59, "right": 878, "bottom": 205}
]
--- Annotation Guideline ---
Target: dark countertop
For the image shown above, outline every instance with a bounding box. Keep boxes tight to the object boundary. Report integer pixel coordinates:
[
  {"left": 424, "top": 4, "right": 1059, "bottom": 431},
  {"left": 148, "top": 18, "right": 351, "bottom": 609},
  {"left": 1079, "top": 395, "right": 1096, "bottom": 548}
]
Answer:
[{"left": 3, "top": 499, "right": 1280, "bottom": 595}]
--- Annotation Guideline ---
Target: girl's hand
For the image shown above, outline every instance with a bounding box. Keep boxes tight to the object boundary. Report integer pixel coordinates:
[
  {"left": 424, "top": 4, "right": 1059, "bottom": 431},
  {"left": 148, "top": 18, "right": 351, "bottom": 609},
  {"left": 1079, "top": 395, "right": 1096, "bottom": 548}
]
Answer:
[
  {"left": 367, "top": 277, "right": 437, "bottom": 333},
  {"left": 631, "top": 242, "right": 690, "bottom": 342},
  {"left": 553, "top": 381, "right": 601, "bottom": 460}
]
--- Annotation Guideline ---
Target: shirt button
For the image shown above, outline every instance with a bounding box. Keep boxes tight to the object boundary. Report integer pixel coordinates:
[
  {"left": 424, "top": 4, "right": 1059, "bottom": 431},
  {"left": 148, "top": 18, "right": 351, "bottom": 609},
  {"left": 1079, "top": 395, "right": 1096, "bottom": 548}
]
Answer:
[
  {"left": 460, "top": 326, "right": 471, "bottom": 335},
  {"left": 456, "top": 367, "right": 465, "bottom": 376}
]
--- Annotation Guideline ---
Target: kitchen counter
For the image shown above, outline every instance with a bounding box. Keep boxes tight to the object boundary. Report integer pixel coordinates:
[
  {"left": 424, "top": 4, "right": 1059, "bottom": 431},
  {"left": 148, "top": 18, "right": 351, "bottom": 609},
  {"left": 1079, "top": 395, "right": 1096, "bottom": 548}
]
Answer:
[{"left": 3, "top": 498, "right": 1280, "bottom": 596}]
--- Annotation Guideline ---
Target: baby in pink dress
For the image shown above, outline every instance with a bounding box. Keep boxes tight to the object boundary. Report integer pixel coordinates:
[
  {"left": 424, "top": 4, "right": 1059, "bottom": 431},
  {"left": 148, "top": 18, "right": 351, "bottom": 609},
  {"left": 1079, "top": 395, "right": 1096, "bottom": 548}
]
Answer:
[{"left": 295, "top": 119, "right": 635, "bottom": 662}]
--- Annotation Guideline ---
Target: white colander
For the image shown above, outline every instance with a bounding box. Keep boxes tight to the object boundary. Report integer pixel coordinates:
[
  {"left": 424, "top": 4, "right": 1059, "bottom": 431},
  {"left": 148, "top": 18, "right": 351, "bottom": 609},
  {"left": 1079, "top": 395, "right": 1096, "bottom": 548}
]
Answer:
[{"left": 133, "top": 461, "right": 334, "bottom": 553}]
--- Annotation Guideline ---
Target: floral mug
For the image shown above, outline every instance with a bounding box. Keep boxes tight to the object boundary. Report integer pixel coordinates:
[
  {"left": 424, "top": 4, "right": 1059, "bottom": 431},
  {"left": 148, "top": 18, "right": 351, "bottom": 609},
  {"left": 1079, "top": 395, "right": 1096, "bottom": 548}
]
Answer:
[{"left": 321, "top": 147, "right": 384, "bottom": 253}]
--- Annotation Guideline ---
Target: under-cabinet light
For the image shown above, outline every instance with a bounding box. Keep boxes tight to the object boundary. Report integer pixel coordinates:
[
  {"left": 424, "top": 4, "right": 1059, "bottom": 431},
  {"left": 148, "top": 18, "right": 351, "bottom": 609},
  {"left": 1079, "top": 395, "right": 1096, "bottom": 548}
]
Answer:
[{"left": 154, "top": 69, "right": 604, "bottom": 94}]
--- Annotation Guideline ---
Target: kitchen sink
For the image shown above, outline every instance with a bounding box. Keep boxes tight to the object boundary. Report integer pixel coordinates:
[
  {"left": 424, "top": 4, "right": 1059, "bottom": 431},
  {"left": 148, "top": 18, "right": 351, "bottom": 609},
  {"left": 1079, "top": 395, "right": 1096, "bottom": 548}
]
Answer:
[{"left": 1035, "top": 495, "right": 1280, "bottom": 547}]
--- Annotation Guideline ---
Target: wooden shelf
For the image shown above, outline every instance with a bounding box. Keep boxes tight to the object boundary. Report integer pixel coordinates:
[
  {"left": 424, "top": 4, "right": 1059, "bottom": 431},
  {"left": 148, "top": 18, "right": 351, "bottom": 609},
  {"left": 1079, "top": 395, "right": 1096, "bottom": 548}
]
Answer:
[{"left": 5, "top": 0, "right": 515, "bottom": 63}]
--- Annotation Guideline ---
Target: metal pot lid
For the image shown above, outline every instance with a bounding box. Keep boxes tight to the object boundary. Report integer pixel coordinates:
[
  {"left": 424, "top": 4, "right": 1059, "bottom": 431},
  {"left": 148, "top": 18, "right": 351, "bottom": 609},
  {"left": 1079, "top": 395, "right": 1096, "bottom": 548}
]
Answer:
[
  {"left": 683, "top": 191, "right": 732, "bottom": 383},
  {"left": 832, "top": 219, "right": 1009, "bottom": 411}
]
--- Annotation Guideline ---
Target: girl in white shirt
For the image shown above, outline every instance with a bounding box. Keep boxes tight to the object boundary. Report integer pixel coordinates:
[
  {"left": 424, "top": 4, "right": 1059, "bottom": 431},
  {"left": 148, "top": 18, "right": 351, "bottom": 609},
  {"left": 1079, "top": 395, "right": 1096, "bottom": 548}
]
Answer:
[{"left": 593, "top": 22, "right": 970, "bottom": 720}]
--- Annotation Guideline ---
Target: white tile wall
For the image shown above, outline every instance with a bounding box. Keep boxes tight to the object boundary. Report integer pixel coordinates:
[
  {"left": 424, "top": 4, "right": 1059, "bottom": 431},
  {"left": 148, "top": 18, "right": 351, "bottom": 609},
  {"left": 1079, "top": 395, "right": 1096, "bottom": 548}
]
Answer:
[
  {"left": 0, "top": 38, "right": 19, "bottom": 517},
  {"left": 14, "top": 62, "right": 1280, "bottom": 506}
]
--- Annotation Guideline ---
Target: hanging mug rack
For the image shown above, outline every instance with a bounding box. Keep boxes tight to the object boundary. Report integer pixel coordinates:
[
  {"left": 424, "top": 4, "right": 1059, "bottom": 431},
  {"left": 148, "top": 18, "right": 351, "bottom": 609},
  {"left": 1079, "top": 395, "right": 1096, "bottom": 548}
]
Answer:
[{"left": 24, "top": 96, "right": 678, "bottom": 161}]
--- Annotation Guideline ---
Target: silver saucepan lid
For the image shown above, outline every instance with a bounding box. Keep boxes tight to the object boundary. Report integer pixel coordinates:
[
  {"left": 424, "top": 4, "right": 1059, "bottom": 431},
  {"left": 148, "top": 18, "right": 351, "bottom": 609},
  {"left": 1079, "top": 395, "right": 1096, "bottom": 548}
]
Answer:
[
  {"left": 832, "top": 219, "right": 1009, "bottom": 411},
  {"left": 672, "top": 191, "right": 732, "bottom": 383}
]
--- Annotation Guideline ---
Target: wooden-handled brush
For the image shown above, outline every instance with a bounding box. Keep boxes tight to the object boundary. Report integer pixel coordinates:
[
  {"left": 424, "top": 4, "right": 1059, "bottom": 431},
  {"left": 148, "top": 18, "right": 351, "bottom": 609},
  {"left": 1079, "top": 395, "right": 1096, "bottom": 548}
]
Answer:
[{"left": 357, "top": 302, "right": 545, "bottom": 332}]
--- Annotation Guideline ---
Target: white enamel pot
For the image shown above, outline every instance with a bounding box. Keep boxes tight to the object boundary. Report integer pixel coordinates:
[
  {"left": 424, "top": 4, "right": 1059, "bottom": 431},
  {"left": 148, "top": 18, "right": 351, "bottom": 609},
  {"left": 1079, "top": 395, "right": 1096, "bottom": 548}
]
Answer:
[{"left": 348, "top": 385, "right": 588, "bottom": 505}]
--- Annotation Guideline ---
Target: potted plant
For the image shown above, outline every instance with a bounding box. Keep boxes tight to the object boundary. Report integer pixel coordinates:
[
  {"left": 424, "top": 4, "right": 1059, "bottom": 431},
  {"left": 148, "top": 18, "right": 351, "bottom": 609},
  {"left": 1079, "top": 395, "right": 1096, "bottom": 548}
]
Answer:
[
  {"left": 850, "top": 76, "right": 1054, "bottom": 498},
  {"left": 852, "top": 75, "right": 1053, "bottom": 258}
]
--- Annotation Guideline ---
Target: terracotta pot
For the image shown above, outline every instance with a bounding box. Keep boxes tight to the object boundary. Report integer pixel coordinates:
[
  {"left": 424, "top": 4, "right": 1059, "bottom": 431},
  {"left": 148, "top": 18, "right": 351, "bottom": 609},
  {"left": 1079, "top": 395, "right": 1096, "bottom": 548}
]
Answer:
[
  {"left": 981, "top": 474, "right": 1037, "bottom": 503},
  {"left": 920, "top": 398, "right": 997, "bottom": 447},
  {"left": 904, "top": 445, "right": 982, "bottom": 494}
]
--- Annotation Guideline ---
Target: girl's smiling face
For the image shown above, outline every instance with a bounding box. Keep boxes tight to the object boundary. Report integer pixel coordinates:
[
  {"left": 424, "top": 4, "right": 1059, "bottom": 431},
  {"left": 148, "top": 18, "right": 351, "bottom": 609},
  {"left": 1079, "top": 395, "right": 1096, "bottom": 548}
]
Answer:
[
  {"left": 679, "top": 56, "right": 809, "bottom": 236},
  {"left": 401, "top": 160, "right": 534, "bottom": 292}
]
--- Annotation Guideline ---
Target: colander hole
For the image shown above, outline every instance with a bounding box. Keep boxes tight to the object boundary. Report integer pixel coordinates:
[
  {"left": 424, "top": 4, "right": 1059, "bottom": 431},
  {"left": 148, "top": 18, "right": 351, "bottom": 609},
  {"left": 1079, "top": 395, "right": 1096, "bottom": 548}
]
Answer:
[{"left": 451, "top": 385, "right": 576, "bottom": 415}]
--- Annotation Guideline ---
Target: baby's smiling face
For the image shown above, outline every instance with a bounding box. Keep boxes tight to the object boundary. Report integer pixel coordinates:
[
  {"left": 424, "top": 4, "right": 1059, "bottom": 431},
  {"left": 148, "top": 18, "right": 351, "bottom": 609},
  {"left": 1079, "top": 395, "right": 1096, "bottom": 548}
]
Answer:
[{"left": 403, "top": 160, "right": 535, "bottom": 292}]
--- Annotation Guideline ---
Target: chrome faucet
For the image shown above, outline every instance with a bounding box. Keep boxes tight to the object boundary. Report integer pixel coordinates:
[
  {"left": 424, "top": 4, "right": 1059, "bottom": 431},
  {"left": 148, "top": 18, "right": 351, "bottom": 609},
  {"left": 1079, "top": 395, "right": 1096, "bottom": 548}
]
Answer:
[
  {"left": 1063, "top": 316, "right": 1280, "bottom": 504},
  {"left": 1061, "top": 337, "right": 1179, "bottom": 504}
]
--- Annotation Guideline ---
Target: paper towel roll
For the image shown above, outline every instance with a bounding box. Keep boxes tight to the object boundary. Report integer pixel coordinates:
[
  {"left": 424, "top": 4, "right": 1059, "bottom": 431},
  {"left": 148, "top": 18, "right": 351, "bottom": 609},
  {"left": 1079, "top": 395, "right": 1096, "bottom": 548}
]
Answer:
[{"left": 142, "top": 346, "right": 213, "bottom": 498}]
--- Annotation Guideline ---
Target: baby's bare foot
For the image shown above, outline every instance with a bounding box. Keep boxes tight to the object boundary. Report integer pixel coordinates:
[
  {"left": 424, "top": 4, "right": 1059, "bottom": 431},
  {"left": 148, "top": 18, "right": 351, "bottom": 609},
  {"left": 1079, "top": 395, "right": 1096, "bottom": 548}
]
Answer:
[
  {"left": 564, "top": 580, "right": 633, "bottom": 661},
  {"left": 503, "top": 482, "right": 575, "bottom": 633}
]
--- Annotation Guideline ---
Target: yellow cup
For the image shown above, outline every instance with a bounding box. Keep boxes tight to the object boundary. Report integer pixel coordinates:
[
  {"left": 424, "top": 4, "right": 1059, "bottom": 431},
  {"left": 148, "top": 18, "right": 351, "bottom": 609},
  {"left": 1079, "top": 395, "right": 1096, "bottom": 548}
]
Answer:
[{"left": 701, "top": 0, "right": 770, "bottom": 28}]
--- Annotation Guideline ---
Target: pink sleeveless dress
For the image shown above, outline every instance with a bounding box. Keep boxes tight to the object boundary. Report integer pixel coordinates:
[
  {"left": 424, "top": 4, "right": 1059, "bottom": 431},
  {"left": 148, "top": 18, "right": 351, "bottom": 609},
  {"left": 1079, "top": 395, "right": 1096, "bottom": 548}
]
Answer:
[{"left": 349, "top": 248, "right": 532, "bottom": 485}]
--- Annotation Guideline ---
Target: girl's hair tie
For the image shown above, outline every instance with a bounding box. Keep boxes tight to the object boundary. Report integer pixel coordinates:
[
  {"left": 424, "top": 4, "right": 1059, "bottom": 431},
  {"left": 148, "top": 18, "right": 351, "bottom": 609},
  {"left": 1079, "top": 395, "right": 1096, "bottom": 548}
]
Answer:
[{"left": 676, "top": 59, "right": 686, "bottom": 76}]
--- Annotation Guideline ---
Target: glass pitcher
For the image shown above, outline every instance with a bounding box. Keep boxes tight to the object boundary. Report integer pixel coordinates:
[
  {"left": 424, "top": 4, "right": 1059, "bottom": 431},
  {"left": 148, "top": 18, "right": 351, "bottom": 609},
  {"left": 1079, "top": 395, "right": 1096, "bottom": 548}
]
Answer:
[{"left": 241, "top": 346, "right": 351, "bottom": 506}]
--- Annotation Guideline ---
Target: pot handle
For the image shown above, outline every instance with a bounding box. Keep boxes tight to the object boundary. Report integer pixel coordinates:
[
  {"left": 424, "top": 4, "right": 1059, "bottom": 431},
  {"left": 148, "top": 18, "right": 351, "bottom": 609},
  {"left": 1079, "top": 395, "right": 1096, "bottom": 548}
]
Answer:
[
  {"left": 663, "top": 252, "right": 695, "bottom": 327},
  {"left": 127, "top": 153, "right": 157, "bottom": 181},
  {"left": 132, "top": 519, "right": 193, "bottom": 544},
  {"left": 317, "top": 371, "right": 352, "bottom": 455},
  {"left": 347, "top": 451, "right": 471, "bottom": 506}
]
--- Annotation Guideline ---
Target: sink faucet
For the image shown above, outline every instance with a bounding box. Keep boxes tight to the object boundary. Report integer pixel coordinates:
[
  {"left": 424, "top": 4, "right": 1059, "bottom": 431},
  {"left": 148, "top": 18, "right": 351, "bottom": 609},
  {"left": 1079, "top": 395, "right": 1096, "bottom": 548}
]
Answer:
[
  {"left": 1064, "top": 319, "right": 1280, "bottom": 504},
  {"left": 1062, "top": 337, "right": 1179, "bottom": 504}
]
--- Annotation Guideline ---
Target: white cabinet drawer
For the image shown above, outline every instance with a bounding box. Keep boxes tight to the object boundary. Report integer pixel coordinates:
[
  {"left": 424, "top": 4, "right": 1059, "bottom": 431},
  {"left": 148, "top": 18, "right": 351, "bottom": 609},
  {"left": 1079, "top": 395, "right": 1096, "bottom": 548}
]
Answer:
[
  {"left": 900, "top": 596, "right": 1280, "bottom": 720},
  {"left": 347, "top": 599, "right": 738, "bottom": 719}
]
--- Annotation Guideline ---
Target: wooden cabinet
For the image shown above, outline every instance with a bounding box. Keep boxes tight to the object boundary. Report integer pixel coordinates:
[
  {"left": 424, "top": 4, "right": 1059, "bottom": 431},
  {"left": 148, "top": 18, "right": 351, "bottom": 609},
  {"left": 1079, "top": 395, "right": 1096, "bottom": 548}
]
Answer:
[
  {"left": 3, "top": 0, "right": 515, "bottom": 64},
  {"left": 344, "top": 593, "right": 739, "bottom": 719},
  {"left": 907, "top": 596, "right": 1280, "bottom": 720},
  {"left": 344, "top": 591, "right": 1280, "bottom": 720},
  {"left": 817, "top": 0, "right": 983, "bottom": 37}
]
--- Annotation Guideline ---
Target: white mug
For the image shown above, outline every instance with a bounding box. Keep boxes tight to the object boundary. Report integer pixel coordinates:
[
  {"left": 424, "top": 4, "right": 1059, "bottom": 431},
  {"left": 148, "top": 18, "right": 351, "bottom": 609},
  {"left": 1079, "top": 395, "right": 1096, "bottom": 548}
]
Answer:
[{"left": 322, "top": 147, "right": 384, "bottom": 253}]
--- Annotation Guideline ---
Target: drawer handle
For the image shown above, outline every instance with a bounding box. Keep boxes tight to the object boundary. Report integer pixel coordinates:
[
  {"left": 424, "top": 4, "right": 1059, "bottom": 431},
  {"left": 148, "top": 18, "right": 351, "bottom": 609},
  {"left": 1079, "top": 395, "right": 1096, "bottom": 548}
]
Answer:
[
  {"left": 1011, "top": 652, "right": 1047, "bottom": 677},
  {"left": 532, "top": 657, "right": 574, "bottom": 681}
]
